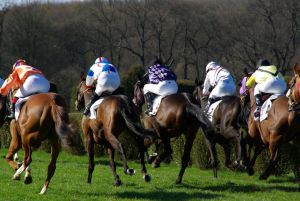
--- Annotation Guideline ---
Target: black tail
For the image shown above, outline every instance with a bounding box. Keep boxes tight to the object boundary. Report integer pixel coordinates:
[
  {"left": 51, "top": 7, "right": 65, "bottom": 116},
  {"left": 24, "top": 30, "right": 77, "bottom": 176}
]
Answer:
[
  {"left": 119, "top": 106, "right": 157, "bottom": 142},
  {"left": 186, "top": 103, "right": 216, "bottom": 140}
]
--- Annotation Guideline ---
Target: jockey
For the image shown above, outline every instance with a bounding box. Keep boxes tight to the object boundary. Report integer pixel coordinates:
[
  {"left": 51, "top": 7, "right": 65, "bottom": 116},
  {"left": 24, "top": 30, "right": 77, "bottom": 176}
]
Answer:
[
  {"left": 246, "top": 59, "right": 286, "bottom": 121},
  {"left": 83, "top": 56, "right": 120, "bottom": 115},
  {"left": 0, "top": 59, "right": 50, "bottom": 119},
  {"left": 202, "top": 61, "right": 236, "bottom": 111},
  {"left": 143, "top": 57, "right": 178, "bottom": 116}
]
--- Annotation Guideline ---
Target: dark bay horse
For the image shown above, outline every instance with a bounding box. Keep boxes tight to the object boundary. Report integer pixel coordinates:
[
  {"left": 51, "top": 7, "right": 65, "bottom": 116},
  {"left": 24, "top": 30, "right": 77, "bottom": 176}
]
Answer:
[
  {"left": 75, "top": 79, "right": 157, "bottom": 186},
  {"left": 243, "top": 65, "right": 300, "bottom": 180},
  {"left": 3, "top": 92, "right": 77, "bottom": 194},
  {"left": 132, "top": 79, "right": 217, "bottom": 184},
  {"left": 193, "top": 79, "right": 243, "bottom": 169}
]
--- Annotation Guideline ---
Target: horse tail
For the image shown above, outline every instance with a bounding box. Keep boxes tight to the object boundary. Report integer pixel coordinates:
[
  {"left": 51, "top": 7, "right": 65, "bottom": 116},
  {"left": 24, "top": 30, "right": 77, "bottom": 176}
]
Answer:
[
  {"left": 119, "top": 104, "right": 157, "bottom": 142},
  {"left": 51, "top": 95, "right": 77, "bottom": 148},
  {"left": 185, "top": 103, "right": 216, "bottom": 140}
]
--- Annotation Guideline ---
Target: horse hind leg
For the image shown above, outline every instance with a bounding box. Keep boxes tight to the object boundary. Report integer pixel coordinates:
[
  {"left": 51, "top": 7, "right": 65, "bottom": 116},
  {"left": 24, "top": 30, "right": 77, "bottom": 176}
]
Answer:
[
  {"left": 136, "top": 138, "right": 151, "bottom": 182},
  {"left": 6, "top": 120, "right": 22, "bottom": 171},
  {"left": 107, "top": 133, "right": 135, "bottom": 176},
  {"left": 107, "top": 147, "right": 122, "bottom": 186},
  {"left": 40, "top": 139, "right": 60, "bottom": 195},
  {"left": 176, "top": 131, "right": 196, "bottom": 184},
  {"left": 259, "top": 139, "right": 280, "bottom": 180}
]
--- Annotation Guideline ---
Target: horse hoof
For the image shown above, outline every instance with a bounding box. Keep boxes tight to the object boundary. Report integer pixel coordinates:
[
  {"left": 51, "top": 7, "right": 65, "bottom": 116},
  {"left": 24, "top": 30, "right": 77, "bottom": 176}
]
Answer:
[
  {"left": 115, "top": 180, "right": 122, "bottom": 186},
  {"left": 126, "top": 168, "right": 136, "bottom": 175},
  {"left": 247, "top": 168, "right": 255, "bottom": 176},
  {"left": 12, "top": 175, "right": 21, "bottom": 181},
  {"left": 176, "top": 178, "right": 182, "bottom": 185},
  {"left": 143, "top": 174, "right": 151, "bottom": 182},
  {"left": 24, "top": 175, "right": 32, "bottom": 184},
  {"left": 259, "top": 174, "right": 268, "bottom": 180},
  {"left": 152, "top": 162, "right": 160, "bottom": 168}
]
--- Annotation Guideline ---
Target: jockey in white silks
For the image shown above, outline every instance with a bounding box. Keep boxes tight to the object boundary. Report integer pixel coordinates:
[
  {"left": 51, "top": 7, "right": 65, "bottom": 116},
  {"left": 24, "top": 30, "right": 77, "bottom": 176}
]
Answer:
[
  {"left": 202, "top": 61, "right": 236, "bottom": 111},
  {"left": 83, "top": 57, "right": 120, "bottom": 115},
  {"left": 0, "top": 59, "right": 50, "bottom": 119},
  {"left": 143, "top": 57, "right": 178, "bottom": 116},
  {"left": 246, "top": 59, "right": 286, "bottom": 121}
]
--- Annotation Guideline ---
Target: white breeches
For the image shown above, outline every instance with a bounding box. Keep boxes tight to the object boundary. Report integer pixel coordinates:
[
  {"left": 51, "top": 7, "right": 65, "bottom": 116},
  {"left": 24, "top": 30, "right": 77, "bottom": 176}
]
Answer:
[
  {"left": 254, "top": 76, "right": 286, "bottom": 96},
  {"left": 209, "top": 78, "right": 236, "bottom": 99},
  {"left": 143, "top": 80, "right": 178, "bottom": 96},
  {"left": 15, "top": 74, "right": 50, "bottom": 98},
  {"left": 95, "top": 72, "right": 120, "bottom": 96}
]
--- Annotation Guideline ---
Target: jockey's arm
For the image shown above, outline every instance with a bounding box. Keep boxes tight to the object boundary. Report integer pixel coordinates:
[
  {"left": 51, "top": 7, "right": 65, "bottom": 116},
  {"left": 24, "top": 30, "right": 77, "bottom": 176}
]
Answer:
[
  {"left": 202, "top": 74, "right": 212, "bottom": 96},
  {"left": 86, "top": 69, "right": 95, "bottom": 88},
  {"left": 0, "top": 72, "right": 19, "bottom": 96},
  {"left": 245, "top": 73, "right": 256, "bottom": 89}
]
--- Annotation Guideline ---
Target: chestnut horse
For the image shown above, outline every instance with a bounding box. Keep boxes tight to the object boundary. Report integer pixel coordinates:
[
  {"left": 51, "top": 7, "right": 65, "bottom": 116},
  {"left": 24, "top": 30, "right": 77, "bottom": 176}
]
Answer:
[
  {"left": 75, "top": 79, "right": 157, "bottom": 186},
  {"left": 193, "top": 79, "right": 244, "bottom": 169},
  {"left": 243, "top": 64, "right": 300, "bottom": 180},
  {"left": 3, "top": 92, "right": 77, "bottom": 194},
  {"left": 132, "top": 79, "right": 217, "bottom": 184}
]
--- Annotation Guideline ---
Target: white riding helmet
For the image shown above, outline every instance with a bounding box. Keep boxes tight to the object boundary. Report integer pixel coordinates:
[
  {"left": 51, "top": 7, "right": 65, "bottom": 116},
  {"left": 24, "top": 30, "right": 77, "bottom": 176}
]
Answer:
[
  {"left": 205, "top": 61, "right": 220, "bottom": 73},
  {"left": 95, "top": 57, "right": 109, "bottom": 64}
]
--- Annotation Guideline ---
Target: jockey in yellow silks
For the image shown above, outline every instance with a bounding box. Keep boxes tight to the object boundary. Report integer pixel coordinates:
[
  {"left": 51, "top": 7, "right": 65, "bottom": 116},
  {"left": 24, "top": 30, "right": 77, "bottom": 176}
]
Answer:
[
  {"left": 0, "top": 59, "right": 50, "bottom": 119},
  {"left": 246, "top": 59, "right": 286, "bottom": 121}
]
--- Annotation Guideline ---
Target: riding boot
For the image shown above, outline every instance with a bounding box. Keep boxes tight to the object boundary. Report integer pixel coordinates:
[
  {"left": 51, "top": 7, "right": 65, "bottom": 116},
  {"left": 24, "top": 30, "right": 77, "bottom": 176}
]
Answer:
[
  {"left": 205, "top": 97, "right": 215, "bottom": 112},
  {"left": 83, "top": 93, "right": 101, "bottom": 116},
  {"left": 144, "top": 93, "right": 153, "bottom": 116},
  {"left": 7, "top": 102, "right": 15, "bottom": 119},
  {"left": 253, "top": 94, "right": 262, "bottom": 121}
]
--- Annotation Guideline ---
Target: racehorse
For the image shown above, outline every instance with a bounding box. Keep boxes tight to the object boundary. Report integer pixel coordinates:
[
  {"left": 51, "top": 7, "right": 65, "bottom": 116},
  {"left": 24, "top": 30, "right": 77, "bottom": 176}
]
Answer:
[
  {"left": 75, "top": 78, "right": 157, "bottom": 186},
  {"left": 243, "top": 64, "right": 300, "bottom": 180},
  {"left": 132, "top": 79, "right": 218, "bottom": 184},
  {"left": 193, "top": 79, "right": 243, "bottom": 169},
  {"left": 3, "top": 92, "right": 78, "bottom": 194}
]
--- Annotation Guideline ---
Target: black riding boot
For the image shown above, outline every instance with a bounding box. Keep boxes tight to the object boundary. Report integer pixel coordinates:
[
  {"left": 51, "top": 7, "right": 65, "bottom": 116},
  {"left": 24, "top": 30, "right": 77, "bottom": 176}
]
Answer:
[
  {"left": 254, "top": 94, "right": 262, "bottom": 121},
  {"left": 83, "top": 93, "right": 101, "bottom": 116},
  {"left": 7, "top": 103, "right": 15, "bottom": 119},
  {"left": 144, "top": 93, "right": 153, "bottom": 116}
]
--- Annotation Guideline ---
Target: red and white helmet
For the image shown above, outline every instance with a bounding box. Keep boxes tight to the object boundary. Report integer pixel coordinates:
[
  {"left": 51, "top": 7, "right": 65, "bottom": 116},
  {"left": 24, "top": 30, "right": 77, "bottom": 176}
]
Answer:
[
  {"left": 12, "top": 59, "right": 26, "bottom": 70},
  {"left": 94, "top": 57, "right": 109, "bottom": 64}
]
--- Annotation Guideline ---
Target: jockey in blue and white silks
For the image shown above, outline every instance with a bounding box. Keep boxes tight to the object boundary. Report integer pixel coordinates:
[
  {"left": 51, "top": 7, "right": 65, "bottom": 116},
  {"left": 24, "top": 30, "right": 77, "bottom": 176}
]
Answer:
[
  {"left": 143, "top": 57, "right": 178, "bottom": 115},
  {"left": 246, "top": 59, "right": 286, "bottom": 121},
  {"left": 202, "top": 61, "right": 236, "bottom": 111},
  {"left": 83, "top": 57, "right": 120, "bottom": 115}
]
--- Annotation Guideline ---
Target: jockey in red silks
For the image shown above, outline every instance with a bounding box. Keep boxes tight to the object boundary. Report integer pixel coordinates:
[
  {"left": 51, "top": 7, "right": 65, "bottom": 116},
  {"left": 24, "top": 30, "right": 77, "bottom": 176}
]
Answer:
[
  {"left": 83, "top": 57, "right": 120, "bottom": 115},
  {"left": 0, "top": 59, "right": 50, "bottom": 119}
]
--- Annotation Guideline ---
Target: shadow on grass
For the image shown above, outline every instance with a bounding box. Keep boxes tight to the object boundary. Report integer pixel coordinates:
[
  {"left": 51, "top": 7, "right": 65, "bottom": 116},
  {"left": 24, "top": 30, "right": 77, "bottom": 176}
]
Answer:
[
  {"left": 114, "top": 190, "right": 220, "bottom": 201},
  {"left": 200, "top": 181, "right": 299, "bottom": 193}
]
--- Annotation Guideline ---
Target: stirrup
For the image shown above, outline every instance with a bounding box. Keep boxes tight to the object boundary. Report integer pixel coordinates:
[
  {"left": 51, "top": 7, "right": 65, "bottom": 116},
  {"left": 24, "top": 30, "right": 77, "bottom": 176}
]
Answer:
[{"left": 253, "top": 111, "right": 260, "bottom": 122}]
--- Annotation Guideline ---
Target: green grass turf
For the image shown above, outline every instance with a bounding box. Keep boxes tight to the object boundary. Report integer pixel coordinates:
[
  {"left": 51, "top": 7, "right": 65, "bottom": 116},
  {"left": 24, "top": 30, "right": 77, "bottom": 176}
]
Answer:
[{"left": 0, "top": 149, "right": 299, "bottom": 201}]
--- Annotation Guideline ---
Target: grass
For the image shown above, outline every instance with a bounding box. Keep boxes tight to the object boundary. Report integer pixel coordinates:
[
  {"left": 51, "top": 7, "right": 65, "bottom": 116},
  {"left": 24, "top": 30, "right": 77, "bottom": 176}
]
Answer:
[{"left": 0, "top": 149, "right": 299, "bottom": 201}]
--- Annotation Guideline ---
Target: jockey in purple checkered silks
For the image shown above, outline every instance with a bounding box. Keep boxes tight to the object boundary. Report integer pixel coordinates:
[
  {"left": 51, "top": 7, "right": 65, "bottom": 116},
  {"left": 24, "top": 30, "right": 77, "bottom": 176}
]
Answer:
[{"left": 143, "top": 57, "right": 178, "bottom": 116}]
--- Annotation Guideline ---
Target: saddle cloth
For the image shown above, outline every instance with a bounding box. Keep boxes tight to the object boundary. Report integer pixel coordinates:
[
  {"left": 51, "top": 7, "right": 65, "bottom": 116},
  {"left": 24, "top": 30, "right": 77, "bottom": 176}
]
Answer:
[
  {"left": 260, "top": 94, "right": 282, "bottom": 122},
  {"left": 149, "top": 95, "right": 167, "bottom": 116},
  {"left": 89, "top": 98, "right": 105, "bottom": 119},
  {"left": 207, "top": 100, "right": 222, "bottom": 122},
  {"left": 15, "top": 96, "right": 31, "bottom": 120}
]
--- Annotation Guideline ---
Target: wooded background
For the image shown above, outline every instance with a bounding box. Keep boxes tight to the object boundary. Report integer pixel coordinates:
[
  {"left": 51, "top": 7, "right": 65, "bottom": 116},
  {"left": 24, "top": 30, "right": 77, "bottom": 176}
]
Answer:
[{"left": 1, "top": 0, "right": 300, "bottom": 107}]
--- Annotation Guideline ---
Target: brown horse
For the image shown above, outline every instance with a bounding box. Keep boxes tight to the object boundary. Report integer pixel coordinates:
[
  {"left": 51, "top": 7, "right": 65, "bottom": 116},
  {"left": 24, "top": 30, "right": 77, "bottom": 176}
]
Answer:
[
  {"left": 3, "top": 92, "right": 77, "bottom": 194},
  {"left": 75, "top": 79, "right": 157, "bottom": 186},
  {"left": 132, "top": 79, "right": 217, "bottom": 184},
  {"left": 193, "top": 79, "right": 244, "bottom": 169},
  {"left": 243, "top": 65, "right": 300, "bottom": 180}
]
